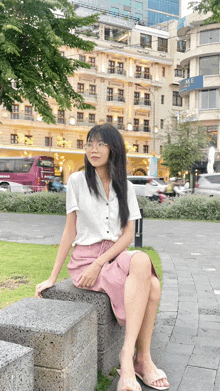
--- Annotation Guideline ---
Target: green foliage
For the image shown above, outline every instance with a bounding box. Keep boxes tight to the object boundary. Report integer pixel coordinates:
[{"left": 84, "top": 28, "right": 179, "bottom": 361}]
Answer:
[
  {"left": 0, "top": 0, "right": 99, "bottom": 123},
  {"left": 188, "top": 0, "right": 220, "bottom": 24},
  {"left": 0, "top": 192, "right": 66, "bottom": 214},
  {"left": 138, "top": 195, "right": 220, "bottom": 221},
  {"left": 162, "top": 121, "right": 209, "bottom": 176}
]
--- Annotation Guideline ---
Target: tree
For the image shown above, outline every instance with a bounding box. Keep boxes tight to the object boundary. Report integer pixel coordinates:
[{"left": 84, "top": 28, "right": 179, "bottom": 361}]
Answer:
[
  {"left": 162, "top": 121, "right": 209, "bottom": 177},
  {"left": 188, "top": 0, "right": 220, "bottom": 24},
  {"left": 0, "top": 0, "right": 99, "bottom": 123}
]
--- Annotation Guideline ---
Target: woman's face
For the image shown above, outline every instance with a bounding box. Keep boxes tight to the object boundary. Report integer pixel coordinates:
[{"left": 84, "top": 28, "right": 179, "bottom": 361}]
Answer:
[{"left": 85, "top": 137, "right": 110, "bottom": 170}]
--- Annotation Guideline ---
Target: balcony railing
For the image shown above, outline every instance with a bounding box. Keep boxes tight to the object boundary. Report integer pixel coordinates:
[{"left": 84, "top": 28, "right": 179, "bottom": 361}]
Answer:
[
  {"left": 10, "top": 113, "right": 35, "bottom": 121},
  {"left": 134, "top": 99, "right": 151, "bottom": 106},
  {"left": 174, "top": 69, "right": 184, "bottom": 78},
  {"left": 78, "top": 91, "right": 97, "bottom": 99},
  {"left": 135, "top": 72, "right": 152, "bottom": 80},
  {"left": 140, "top": 125, "right": 151, "bottom": 132},
  {"left": 56, "top": 117, "right": 66, "bottom": 124},
  {"left": 133, "top": 126, "right": 139, "bottom": 132},
  {"left": 107, "top": 95, "right": 125, "bottom": 103},
  {"left": 116, "top": 123, "right": 125, "bottom": 130},
  {"left": 107, "top": 68, "right": 126, "bottom": 76},
  {"left": 76, "top": 120, "right": 97, "bottom": 126}
]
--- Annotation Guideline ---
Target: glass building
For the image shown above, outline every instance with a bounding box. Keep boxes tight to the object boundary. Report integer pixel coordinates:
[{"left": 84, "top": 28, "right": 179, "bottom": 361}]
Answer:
[{"left": 72, "top": 0, "right": 180, "bottom": 26}]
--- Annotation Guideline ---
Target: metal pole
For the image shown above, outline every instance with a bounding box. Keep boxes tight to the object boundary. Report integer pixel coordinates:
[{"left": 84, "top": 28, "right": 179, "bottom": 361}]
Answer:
[{"left": 153, "top": 92, "right": 155, "bottom": 151}]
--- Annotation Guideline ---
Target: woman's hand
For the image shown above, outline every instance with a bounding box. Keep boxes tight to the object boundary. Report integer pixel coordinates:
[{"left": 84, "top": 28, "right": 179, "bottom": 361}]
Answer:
[
  {"left": 78, "top": 261, "right": 102, "bottom": 288},
  {"left": 35, "top": 278, "right": 55, "bottom": 298}
]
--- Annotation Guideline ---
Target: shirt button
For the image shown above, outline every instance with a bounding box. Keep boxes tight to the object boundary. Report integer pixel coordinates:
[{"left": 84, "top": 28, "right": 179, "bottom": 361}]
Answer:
[
  {"left": 106, "top": 217, "right": 108, "bottom": 219},
  {"left": 107, "top": 231, "right": 109, "bottom": 233},
  {"left": 106, "top": 203, "right": 109, "bottom": 206}
]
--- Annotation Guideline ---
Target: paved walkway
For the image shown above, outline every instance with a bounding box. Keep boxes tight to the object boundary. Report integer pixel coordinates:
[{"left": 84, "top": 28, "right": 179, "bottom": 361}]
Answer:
[{"left": 1, "top": 213, "right": 220, "bottom": 391}]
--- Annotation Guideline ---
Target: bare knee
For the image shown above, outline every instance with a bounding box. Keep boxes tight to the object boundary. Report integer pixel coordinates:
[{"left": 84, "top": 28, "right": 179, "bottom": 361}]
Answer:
[
  {"left": 130, "top": 252, "right": 152, "bottom": 277},
  {"left": 149, "top": 275, "right": 161, "bottom": 302}
]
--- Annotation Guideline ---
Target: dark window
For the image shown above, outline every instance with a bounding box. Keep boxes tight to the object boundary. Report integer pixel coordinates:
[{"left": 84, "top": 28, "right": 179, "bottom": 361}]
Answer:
[
  {"left": 45, "top": 137, "right": 52, "bottom": 147},
  {"left": 161, "top": 95, "right": 164, "bottom": 104},
  {"left": 108, "top": 61, "right": 115, "bottom": 73},
  {"left": 25, "top": 106, "right": 32, "bottom": 114},
  {"left": 77, "top": 83, "right": 84, "bottom": 93},
  {"left": 77, "top": 112, "right": 84, "bottom": 122},
  {"left": 11, "top": 104, "right": 19, "bottom": 119},
  {"left": 144, "top": 119, "right": 150, "bottom": 132},
  {"left": 134, "top": 91, "right": 140, "bottom": 104},
  {"left": 143, "top": 145, "right": 149, "bottom": 153},
  {"left": 158, "top": 38, "right": 168, "bottom": 52},
  {"left": 77, "top": 140, "right": 83, "bottom": 149},
  {"left": 105, "top": 28, "right": 111, "bottom": 40},
  {"left": 144, "top": 67, "right": 150, "bottom": 79},
  {"left": 89, "top": 114, "right": 95, "bottom": 123},
  {"left": 118, "top": 89, "right": 124, "bottom": 101},
  {"left": 88, "top": 57, "right": 96, "bottom": 67},
  {"left": 136, "top": 65, "right": 142, "bottom": 78},
  {"left": 11, "top": 134, "right": 18, "bottom": 144},
  {"left": 57, "top": 110, "right": 65, "bottom": 124},
  {"left": 107, "top": 87, "right": 113, "bottom": 101},
  {"left": 177, "top": 40, "right": 186, "bottom": 52},
  {"left": 162, "top": 67, "right": 165, "bottom": 77},
  {"left": 173, "top": 91, "right": 182, "bottom": 107},
  {"left": 89, "top": 85, "right": 96, "bottom": 95},
  {"left": 140, "top": 34, "right": 152, "bottom": 48},
  {"left": 144, "top": 93, "right": 150, "bottom": 105},
  {"left": 106, "top": 115, "right": 113, "bottom": 123},
  {"left": 24, "top": 106, "right": 33, "bottom": 120},
  {"left": 160, "top": 119, "right": 164, "bottom": 129},
  {"left": 133, "top": 144, "right": 139, "bottom": 152},
  {"left": 118, "top": 116, "right": 123, "bottom": 124},
  {"left": 79, "top": 55, "right": 86, "bottom": 62},
  {"left": 199, "top": 55, "right": 219, "bottom": 76},
  {"left": 134, "top": 118, "right": 139, "bottom": 131}
]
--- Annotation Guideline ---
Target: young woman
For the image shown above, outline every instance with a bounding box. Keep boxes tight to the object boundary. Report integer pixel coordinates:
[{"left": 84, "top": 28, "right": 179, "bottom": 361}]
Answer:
[{"left": 35, "top": 124, "right": 169, "bottom": 391}]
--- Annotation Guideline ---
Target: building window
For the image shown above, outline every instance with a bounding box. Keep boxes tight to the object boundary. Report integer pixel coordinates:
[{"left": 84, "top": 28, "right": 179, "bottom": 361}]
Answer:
[
  {"left": 200, "top": 29, "right": 220, "bottom": 45},
  {"left": 158, "top": 38, "right": 168, "bottom": 52},
  {"left": 174, "top": 68, "right": 184, "bottom": 77},
  {"left": 106, "top": 115, "right": 113, "bottom": 123},
  {"left": 143, "top": 145, "right": 149, "bottom": 153},
  {"left": 140, "top": 34, "right": 152, "bottom": 48},
  {"left": 144, "top": 67, "right": 150, "bottom": 79},
  {"left": 88, "top": 57, "right": 96, "bottom": 67},
  {"left": 77, "top": 83, "right": 84, "bottom": 93},
  {"left": 161, "top": 95, "right": 164, "bottom": 104},
  {"left": 144, "top": 93, "right": 150, "bottom": 105},
  {"left": 11, "top": 134, "right": 18, "bottom": 144},
  {"left": 117, "top": 62, "right": 125, "bottom": 75},
  {"left": 134, "top": 91, "right": 140, "bottom": 105},
  {"left": 107, "top": 87, "right": 113, "bottom": 101},
  {"left": 77, "top": 140, "right": 83, "bottom": 149},
  {"left": 135, "top": 1, "right": 143, "bottom": 9},
  {"left": 162, "top": 67, "right": 165, "bottom": 77},
  {"left": 108, "top": 60, "right": 115, "bottom": 74},
  {"left": 143, "top": 119, "right": 150, "bottom": 132},
  {"left": 24, "top": 106, "right": 33, "bottom": 120},
  {"left": 79, "top": 55, "right": 86, "bottom": 62},
  {"left": 199, "top": 55, "right": 219, "bottom": 76},
  {"left": 45, "top": 137, "right": 52, "bottom": 147},
  {"left": 134, "top": 118, "right": 139, "bottom": 131},
  {"left": 177, "top": 40, "right": 186, "bottom": 52},
  {"left": 77, "top": 112, "right": 84, "bottom": 122},
  {"left": 57, "top": 110, "right": 65, "bottom": 124},
  {"left": 25, "top": 106, "right": 32, "bottom": 114},
  {"left": 89, "top": 85, "right": 96, "bottom": 95},
  {"left": 11, "top": 104, "right": 19, "bottom": 119},
  {"left": 117, "top": 116, "right": 124, "bottom": 129},
  {"left": 111, "top": 6, "right": 119, "bottom": 14},
  {"left": 160, "top": 119, "right": 164, "bottom": 129},
  {"left": 105, "top": 27, "right": 111, "bottom": 40},
  {"left": 199, "top": 89, "right": 218, "bottom": 110},
  {"left": 89, "top": 113, "right": 95, "bottom": 123},
  {"left": 60, "top": 51, "right": 65, "bottom": 57},
  {"left": 118, "top": 89, "right": 124, "bottom": 102},
  {"left": 172, "top": 91, "right": 182, "bottom": 107},
  {"left": 133, "top": 144, "right": 139, "bottom": 152},
  {"left": 160, "top": 145, "right": 163, "bottom": 154}
]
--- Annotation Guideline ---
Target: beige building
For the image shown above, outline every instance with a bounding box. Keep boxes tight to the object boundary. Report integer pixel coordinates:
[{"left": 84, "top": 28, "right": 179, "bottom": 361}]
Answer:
[
  {"left": 178, "top": 12, "right": 220, "bottom": 156},
  {"left": 0, "top": 13, "right": 186, "bottom": 182}
]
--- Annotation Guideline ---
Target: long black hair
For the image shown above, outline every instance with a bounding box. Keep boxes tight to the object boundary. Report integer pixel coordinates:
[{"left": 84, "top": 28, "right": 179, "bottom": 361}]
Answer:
[{"left": 85, "top": 124, "right": 129, "bottom": 228}]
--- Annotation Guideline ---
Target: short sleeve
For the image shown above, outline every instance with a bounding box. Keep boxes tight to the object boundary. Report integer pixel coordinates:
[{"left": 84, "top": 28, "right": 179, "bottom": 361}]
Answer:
[
  {"left": 66, "top": 174, "right": 79, "bottom": 214},
  {"left": 127, "top": 181, "right": 141, "bottom": 221}
]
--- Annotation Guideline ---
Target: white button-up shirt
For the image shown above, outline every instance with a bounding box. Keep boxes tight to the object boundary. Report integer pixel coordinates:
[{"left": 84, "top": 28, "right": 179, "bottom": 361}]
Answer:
[{"left": 66, "top": 171, "right": 141, "bottom": 246}]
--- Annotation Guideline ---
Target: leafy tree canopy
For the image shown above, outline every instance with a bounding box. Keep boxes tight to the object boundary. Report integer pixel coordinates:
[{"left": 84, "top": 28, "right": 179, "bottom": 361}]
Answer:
[
  {"left": 162, "top": 121, "right": 209, "bottom": 177},
  {"left": 0, "top": 0, "right": 99, "bottom": 123},
  {"left": 188, "top": 0, "right": 220, "bottom": 24}
]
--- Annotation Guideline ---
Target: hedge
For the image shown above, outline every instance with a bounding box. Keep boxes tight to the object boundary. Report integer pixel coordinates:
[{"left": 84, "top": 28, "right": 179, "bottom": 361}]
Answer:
[{"left": 1, "top": 192, "right": 220, "bottom": 221}]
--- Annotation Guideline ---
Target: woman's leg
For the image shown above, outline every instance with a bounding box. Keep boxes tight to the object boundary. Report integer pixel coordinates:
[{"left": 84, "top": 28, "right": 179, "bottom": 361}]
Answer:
[
  {"left": 120, "top": 252, "right": 152, "bottom": 379},
  {"left": 134, "top": 276, "right": 169, "bottom": 388}
]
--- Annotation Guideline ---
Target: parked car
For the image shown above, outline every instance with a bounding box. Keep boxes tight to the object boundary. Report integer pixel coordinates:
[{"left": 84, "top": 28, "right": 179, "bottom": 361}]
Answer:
[
  {"left": 194, "top": 173, "right": 220, "bottom": 196},
  {"left": 127, "top": 176, "right": 167, "bottom": 198},
  {"left": 0, "top": 181, "right": 32, "bottom": 193}
]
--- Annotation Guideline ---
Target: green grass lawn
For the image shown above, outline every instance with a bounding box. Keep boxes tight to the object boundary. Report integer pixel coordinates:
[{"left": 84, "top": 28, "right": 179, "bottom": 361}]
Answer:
[{"left": 0, "top": 241, "right": 162, "bottom": 391}]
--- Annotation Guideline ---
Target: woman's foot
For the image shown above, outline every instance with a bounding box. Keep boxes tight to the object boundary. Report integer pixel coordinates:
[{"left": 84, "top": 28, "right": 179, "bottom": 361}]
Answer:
[
  {"left": 118, "top": 350, "right": 142, "bottom": 391},
  {"left": 134, "top": 355, "right": 169, "bottom": 389}
]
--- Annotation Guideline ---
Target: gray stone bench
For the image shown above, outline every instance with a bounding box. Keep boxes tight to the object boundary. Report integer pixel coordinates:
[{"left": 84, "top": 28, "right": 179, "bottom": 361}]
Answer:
[
  {"left": 42, "top": 278, "right": 125, "bottom": 374},
  {"left": 0, "top": 298, "right": 97, "bottom": 391},
  {"left": 0, "top": 340, "right": 34, "bottom": 391}
]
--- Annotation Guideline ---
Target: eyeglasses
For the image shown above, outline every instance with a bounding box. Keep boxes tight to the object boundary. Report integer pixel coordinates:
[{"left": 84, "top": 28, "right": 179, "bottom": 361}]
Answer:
[{"left": 84, "top": 141, "right": 108, "bottom": 151}]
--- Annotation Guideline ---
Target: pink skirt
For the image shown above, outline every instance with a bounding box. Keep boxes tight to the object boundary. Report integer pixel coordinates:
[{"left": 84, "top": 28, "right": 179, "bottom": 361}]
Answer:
[{"left": 67, "top": 240, "right": 158, "bottom": 326}]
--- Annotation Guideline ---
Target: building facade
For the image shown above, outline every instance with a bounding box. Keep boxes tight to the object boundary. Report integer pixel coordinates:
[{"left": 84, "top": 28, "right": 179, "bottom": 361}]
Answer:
[
  {"left": 178, "top": 12, "right": 220, "bottom": 153},
  {"left": 0, "top": 16, "right": 185, "bottom": 183}
]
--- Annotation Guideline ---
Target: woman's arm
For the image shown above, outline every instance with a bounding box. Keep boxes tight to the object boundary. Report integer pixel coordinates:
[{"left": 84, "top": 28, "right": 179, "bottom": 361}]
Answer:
[{"left": 35, "top": 211, "right": 77, "bottom": 297}]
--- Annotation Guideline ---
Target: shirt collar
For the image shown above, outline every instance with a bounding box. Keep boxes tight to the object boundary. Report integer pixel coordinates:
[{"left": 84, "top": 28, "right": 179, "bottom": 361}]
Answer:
[{"left": 95, "top": 171, "right": 116, "bottom": 201}]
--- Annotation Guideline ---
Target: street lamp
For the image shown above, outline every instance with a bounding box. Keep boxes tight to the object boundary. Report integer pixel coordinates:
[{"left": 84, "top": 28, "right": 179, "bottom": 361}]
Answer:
[{"left": 135, "top": 83, "right": 156, "bottom": 152}]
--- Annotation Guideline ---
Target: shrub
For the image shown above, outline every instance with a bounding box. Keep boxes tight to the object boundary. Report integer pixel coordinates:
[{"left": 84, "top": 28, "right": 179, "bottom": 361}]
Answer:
[
  {"left": 137, "top": 195, "right": 220, "bottom": 221},
  {"left": 0, "top": 192, "right": 66, "bottom": 215}
]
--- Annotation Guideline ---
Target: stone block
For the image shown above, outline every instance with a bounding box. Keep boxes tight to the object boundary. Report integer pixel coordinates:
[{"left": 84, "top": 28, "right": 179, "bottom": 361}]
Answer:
[
  {"left": 0, "top": 298, "right": 97, "bottom": 391},
  {"left": 0, "top": 340, "right": 34, "bottom": 391},
  {"left": 42, "top": 278, "right": 125, "bottom": 374}
]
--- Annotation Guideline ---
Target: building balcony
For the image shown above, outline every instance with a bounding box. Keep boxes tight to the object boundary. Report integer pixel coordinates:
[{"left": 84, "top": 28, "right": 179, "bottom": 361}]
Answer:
[
  {"left": 56, "top": 117, "right": 66, "bottom": 125},
  {"left": 78, "top": 91, "right": 98, "bottom": 100},
  {"left": 76, "top": 120, "right": 97, "bottom": 126},
  {"left": 115, "top": 123, "right": 125, "bottom": 130},
  {"left": 140, "top": 125, "right": 151, "bottom": 132},
  {"left": 10, "top": 113, "right": 35, "bottom": 121},
  {"left": 134, "top": 99, "right": 151, "bottom": 110},
  {"left": 107, "top": 67, "right": 126, "bottom": 76},
  {"left": 134, "top": 72, "right": 152, "bottom": 80},
  {"left": 106, "top": 95, "right": 125, "bottom": 104}
]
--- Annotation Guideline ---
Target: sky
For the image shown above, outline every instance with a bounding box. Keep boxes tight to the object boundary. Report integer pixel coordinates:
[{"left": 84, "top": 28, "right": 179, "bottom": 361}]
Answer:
[{"left": 181, "top": 0, "right": 193, "bottom": 18}]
